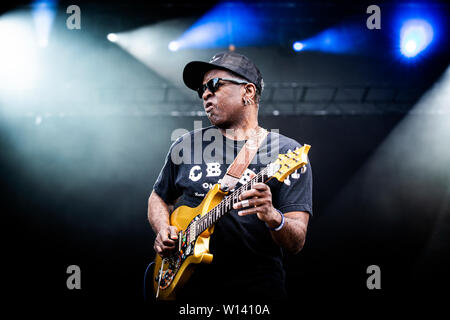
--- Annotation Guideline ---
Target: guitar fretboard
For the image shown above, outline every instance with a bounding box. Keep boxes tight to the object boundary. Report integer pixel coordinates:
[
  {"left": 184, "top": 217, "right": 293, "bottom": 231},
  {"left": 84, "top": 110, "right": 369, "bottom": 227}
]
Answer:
[{"left": 195, "top": 167, "right": 270, "bottom": 237}]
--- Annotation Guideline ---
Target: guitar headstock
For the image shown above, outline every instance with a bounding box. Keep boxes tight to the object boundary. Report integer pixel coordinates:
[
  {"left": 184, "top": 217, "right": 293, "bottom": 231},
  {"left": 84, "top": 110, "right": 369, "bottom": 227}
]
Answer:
[{"left": 267, "top": 145, "right": 310, "bottom": 182}]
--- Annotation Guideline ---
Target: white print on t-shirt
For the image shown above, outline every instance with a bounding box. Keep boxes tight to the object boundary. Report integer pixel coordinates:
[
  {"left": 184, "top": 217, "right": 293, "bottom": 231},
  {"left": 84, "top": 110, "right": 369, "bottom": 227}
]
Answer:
[
  {"left": 189, "top": 165, "right": 202, "bottom": 182},
  {"left": 188, "top": 157, "right": 304, "bottom": 190},
  {"left": 202, "top": 182, "right": 214, "bottom": 189},
  {"left": 238, "top": 169, "right": 256, "bottom": 185},
  {"left": 206, "top": 162, "right": 222, "bottom": 177}
]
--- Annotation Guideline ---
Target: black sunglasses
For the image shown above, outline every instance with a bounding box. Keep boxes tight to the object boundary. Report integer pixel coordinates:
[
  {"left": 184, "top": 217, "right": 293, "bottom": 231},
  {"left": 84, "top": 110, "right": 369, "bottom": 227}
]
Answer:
[{"left": 197, "top": 77, "right": 249, "bottom": 99}]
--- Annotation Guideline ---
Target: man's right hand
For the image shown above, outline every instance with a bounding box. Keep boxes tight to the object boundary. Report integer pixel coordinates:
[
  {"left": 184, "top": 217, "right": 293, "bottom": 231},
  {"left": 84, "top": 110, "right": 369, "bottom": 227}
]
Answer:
[{"left": 154, "top": 225, "right": 179, "bottom": 257}]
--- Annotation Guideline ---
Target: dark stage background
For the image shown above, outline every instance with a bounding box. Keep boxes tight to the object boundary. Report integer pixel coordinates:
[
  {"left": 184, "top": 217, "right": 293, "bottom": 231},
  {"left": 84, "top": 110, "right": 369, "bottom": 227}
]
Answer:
[
  {"left": 3, "top": 114, "right": 450, "bottom": 313},
  {"left": 1, "top": 0, "right": 449, "bottom": 317}
]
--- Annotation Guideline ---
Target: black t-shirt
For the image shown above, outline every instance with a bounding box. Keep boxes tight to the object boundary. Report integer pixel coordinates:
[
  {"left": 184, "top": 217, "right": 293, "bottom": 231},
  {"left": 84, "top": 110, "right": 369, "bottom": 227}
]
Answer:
[{"left": 153, "top": 126, "right": 312, "bottom": 301}]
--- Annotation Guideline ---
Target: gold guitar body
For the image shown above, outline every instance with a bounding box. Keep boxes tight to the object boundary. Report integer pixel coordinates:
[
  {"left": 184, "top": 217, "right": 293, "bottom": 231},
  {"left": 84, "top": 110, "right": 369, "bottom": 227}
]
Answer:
[{"left": 152, "top": 184, "right": 227, "bottom": 300}]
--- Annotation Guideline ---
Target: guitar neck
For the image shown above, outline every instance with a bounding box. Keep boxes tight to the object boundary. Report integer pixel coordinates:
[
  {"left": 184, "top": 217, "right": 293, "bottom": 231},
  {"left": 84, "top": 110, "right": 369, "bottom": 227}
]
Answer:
[{"left": 195, "top": 167, "right": 270, "bottom": 236}]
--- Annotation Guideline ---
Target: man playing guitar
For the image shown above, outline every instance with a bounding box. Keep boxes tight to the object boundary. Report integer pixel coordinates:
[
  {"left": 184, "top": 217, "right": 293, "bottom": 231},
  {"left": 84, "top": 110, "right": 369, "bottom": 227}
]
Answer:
[{"left": 148, "top": 52, "right": 312, "bottom": 300}]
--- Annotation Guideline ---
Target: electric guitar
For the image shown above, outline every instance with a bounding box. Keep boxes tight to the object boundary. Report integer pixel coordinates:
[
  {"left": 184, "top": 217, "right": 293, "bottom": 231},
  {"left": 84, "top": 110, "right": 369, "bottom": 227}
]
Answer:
[{"left": 152, "top": 145, "right": 311, "bottom": 300}]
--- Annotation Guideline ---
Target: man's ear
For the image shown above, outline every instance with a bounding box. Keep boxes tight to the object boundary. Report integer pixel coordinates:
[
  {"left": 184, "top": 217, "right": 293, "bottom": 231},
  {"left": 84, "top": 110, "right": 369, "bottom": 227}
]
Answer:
[{"left": 243, "top": 83, "right": 257, "bottom": 100}]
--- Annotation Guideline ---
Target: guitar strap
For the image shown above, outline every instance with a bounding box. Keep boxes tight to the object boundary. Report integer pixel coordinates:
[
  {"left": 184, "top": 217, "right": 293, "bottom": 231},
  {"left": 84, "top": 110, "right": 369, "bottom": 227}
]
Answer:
[{"left": 220, "top": 127, "right": 268, "bottom": 192}]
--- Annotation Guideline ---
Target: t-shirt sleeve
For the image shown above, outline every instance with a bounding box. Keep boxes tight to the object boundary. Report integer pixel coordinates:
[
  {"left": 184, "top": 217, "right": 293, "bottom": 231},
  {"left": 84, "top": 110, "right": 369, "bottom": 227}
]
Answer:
[
  {"left": 270, "top": 144, "right": 313, "bottom": 216},
  {"left": 153, "top": 140, "right": 182, "bottom": 204}
]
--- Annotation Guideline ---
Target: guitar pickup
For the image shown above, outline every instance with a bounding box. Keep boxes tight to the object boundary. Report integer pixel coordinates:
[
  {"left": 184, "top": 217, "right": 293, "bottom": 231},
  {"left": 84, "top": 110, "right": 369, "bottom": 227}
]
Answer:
[
  {"left": 178, "top": 231, "right": 183, "bottom": 252},
  {"left": 189, "top": 222, "right": 196, "bottom": 242}
]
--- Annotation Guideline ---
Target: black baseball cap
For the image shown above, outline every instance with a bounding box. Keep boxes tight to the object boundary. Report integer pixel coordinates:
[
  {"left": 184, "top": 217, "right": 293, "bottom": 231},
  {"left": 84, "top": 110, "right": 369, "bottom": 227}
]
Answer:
[{"left": 183, "top": 52, "right": 264, "bottom": 94}]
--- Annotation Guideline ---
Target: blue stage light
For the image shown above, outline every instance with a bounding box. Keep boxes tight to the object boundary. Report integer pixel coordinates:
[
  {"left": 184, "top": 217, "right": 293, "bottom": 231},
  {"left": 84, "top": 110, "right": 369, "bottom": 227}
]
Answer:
[
  {"left": 31, "top": 0, "right": 57, "bottom": 47},
  {"left": 400, "top": 19, "right": 434, "bottom": 58},
  {"left": 293, "top": 23, "right": 364, "bottom": 55},
  {"left": 293, "top": 41, "right": 304, "bottom": 52},
  {"left": 393, "top": 3, "right": 444, "bottom": 61},
  {"left": 171, "top": 2, "right": 263, "bottom": 50}
]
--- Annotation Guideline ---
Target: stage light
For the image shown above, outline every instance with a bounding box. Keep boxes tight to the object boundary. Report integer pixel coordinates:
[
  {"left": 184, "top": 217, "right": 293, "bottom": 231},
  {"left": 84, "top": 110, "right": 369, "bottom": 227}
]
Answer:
[
  {"left": 400, "top": 19, "right": 434, "bottom": 58},
  {"left": 168, "top": 40, "right": 180, "bottom": 52},
  {"left": 31, "top": 0, "right": 57, "bottom": 48},
  {"left": 0, "top": 12, "right": 38, "bottom": 92},
  {"left": 293, "top": 41, "right": 304, "bottom": 52},
  {"left": 172, "top": 2, "right": 262, "bottom": 50},
  {"left": 293, "top": 23, "right": 363, "bottom": 54},
  {"left": 393, "top": 3, "right": 444, "bottom": 61},
  {"left": 404, "top": 40, "right": 417, "bottom": 54},
  {"left": 107, "top": 33, "right": 118, "bottom": 43},
  {"left": 110, "top": 19, "right": 200, "bottom": 87}
]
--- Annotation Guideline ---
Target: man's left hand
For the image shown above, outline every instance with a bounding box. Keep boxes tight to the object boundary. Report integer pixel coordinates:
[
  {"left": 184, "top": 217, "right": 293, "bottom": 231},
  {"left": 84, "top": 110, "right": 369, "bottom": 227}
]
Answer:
[{"left": 232, "top": 183, "right": 282, "bottom": 229}]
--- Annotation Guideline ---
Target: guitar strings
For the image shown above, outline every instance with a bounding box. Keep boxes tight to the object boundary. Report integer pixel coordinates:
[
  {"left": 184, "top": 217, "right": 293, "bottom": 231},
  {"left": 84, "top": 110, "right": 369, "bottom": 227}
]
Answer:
[{"left": 196, "top": 167, "right": 269, "bottom": 234}]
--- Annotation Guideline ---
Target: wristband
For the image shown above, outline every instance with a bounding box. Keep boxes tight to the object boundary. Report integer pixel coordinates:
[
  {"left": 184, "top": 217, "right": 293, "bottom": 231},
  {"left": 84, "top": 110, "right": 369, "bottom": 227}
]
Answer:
[{"left": 267, "top": 209, "right": 285, "bottom": 231}]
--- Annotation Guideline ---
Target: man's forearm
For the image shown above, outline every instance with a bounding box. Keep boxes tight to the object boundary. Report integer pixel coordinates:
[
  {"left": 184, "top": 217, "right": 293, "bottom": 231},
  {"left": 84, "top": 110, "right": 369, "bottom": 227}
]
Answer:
[
  {"left": 148, "top": 190, "right": 171, "bottom": 234},
  {"left": 269, "top": 211, "right": 309, "bottom": 254}
]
